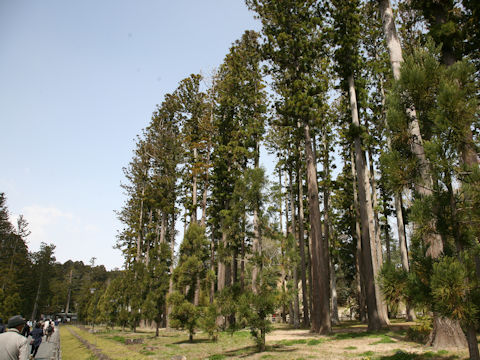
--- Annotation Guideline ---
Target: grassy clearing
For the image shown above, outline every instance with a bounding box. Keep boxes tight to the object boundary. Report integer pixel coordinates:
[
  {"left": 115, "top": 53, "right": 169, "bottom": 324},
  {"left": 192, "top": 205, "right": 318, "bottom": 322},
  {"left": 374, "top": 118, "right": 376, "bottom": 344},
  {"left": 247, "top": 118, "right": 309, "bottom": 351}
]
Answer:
[
  {"left": 59, "top": 326, "right": 96, "bottom": 360},
  {"left": 69, "top": 326, "right": 146, "bottom": 360},
  {"left": 63, "top": 322, "right": 469, "bottom": 360}
]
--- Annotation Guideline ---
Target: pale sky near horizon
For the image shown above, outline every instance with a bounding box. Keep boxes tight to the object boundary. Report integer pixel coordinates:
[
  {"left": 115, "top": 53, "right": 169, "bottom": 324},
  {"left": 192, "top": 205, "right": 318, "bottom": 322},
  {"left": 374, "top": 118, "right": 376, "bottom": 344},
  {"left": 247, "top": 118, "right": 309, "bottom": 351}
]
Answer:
[{"left": 0, "top": 1, "right": 261, "bottom": 270}]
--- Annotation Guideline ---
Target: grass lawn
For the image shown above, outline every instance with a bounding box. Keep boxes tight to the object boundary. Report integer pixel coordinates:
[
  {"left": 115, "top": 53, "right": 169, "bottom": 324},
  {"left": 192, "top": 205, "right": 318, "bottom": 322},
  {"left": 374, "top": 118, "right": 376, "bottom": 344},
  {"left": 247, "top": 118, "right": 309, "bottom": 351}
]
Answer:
[
  {"left": 59, "top": 326, "right": 96, "bottom": 360},
  {"left": 59, "top": 321, "right": 471, "bottom": 360}
]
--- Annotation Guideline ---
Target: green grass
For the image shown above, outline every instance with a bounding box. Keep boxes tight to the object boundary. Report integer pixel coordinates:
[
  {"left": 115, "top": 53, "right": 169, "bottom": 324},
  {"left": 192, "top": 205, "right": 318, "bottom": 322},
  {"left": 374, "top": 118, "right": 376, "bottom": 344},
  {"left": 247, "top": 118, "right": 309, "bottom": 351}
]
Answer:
[
  {"left": 60, "top": 327, "right": 97, "bottom": 360},
  {"left": 360, "top": 350, "right": 375, "bottom": 356},
  {"left": 68, "top": 326, "right": 147, "bottom": 359},
  {"left": 344, "top": 346, "right": 357, "bottom": 350},
  {"left": 278, "top": 339, "right": 308, "bottom": 346},
  {"left": 307, "top": 339, "right": 324, "bottom": 345},
  {"left": 371, "top": 335, "right": 396, "bottom": 345},
  {"left": 111, "top": 335, "right": 126, "bottom": 344},
  {"left": 332, "top": 331, "right": 377, "bottom": 340},
  {"left": 208, "top": 355, "right": 226, "bottom": 360}
]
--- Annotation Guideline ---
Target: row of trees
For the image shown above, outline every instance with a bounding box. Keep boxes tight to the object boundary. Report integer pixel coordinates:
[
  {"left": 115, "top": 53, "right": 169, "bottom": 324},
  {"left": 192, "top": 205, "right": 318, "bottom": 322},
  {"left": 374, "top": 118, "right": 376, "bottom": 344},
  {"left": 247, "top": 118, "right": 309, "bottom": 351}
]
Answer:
[
  {"left": 0, "top": 192, "right": 116, "bottom": 324},
  {"left": 77, "top": 0, "right": 480, "bottom": 356}
]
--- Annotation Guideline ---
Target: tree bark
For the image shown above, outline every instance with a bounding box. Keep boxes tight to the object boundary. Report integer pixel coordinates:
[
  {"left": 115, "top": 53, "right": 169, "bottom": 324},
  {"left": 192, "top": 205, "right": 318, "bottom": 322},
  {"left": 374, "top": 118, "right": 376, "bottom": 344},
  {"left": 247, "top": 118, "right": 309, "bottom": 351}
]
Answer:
[
  {"left": 352, "top": 149, "right": 367, "bottom": 323},
  {"left": 304, "top": 123, "right": 331, "bottom": 334},
  {"left": 365, "top": 159, "right": 390, "bottom": 325},
  {"left": 31, "top": 276, "right": 42, "bottom": 321},
  {"left": 297, "top": 162, "right": 310, "bottom": 326},
  {"left": 201, "top": 146, "right": 211, "bottom": 227},
  {"left": 166, "top": 213, "right": 176, "bottom": 328},
  {"left": 192, "top": 148, "right": 198, "bottom": 224},
  {"left": 330, "top": 258, "right": 339, "bottom": 325},
  {"left": 428, "top": 315, "right": 468, "bottom": 348},
  {"left": 289, "top": 169, "right": 300, "bottom": 327},
  {"left": 348, "top": 74, "right": 385, "bottom": 331},
  {"left": 136, "top": 179, "right": 146, "bottom": 263},
  {"left": 466, "top": 325, "right": 480, "bottom": 360},
  {"left": 217, "top": 231, "right": 227, "bottom": 292}
]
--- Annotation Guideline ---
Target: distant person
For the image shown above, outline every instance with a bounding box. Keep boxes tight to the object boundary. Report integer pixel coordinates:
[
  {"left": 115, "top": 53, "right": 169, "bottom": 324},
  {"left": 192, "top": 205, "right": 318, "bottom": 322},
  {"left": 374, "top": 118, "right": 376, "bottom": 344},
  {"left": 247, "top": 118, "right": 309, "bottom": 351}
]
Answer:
[
  {"left": 45, "top": 320, "right": 54, "bottom": 342},
  {"left": 29, "top": 323, "right": 43, "bottom": 360},
  {"left": 0, "top": 315, "right": 29, "bottom": 360},
  {"left": 20, "top": 322, "right": 30, "bottom": 338},
  {"left": 0, "top": 318, "right": 5, "bottom": 334}
]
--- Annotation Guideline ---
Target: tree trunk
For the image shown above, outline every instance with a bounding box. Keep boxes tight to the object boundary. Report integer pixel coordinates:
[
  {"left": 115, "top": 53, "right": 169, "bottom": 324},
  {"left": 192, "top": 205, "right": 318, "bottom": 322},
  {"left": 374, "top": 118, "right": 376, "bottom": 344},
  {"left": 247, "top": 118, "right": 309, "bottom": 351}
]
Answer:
[
  {"left": 367, "top": 150, "right": 383, "bottom": 269},
  {"left": 194, "top": 277, "right": 201, "bottom": 306},
  {"left": 31, "top": 277, "right": 42, "bottom": 321},
  {"left": 466, "top": 325, "right": 480, "bottom": 360},
  {"left": 352, "top": 149, "right": 367, "bottom": 323},
  {"left": 322, "top": 132, "right": 338, "bottom": 326},
  {"left": 201, "top": 146, "right": 211, "bottom": 227},
  {"left": 428, "top": 316, "right": 468, "bottom": 348},
  {"left": 136, "top": 180, "right": 145, "bottom": 263},
  {"left": 210, "top": 234, "right": 215, "bottom": 304},
  {"left": 240, "top": 217, "right": 246, "bottom": 290},
  {"left": 365, "top": 159, "right": 390, "bottom": 325},
  {"left": 330, "top": 258, "right": 339, "bottom": 325},
  {"left": 304, "top": 123, "right": 331, "bottom": 334},
  {"left": 217, "top": 232, "right": 227, "bottom": 292},
  {"left": 289, "top": 169, "right": 300, "bottom": 327},
  {"left": 297, "top": 162, "right": 310, "bottom": 326},
  {"left": 252, "top": 203, "right": 261, "bottom": 294},
  {"left": 192, "top": 148, "right": 198, "bottom": 224},
  {"left": 348, "top": 74, "right": 385, "bottom": 331},
  {"left": 166, "top": 213, "right": 176, "bottom": 328}
]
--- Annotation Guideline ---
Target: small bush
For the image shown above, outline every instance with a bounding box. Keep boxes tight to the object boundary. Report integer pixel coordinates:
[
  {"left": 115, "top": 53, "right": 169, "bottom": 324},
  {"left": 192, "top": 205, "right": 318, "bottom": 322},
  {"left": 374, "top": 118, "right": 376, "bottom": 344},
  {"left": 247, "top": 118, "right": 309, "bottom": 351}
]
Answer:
[{"left": 406, "top": 316, "right": 432, "bottom": 343}]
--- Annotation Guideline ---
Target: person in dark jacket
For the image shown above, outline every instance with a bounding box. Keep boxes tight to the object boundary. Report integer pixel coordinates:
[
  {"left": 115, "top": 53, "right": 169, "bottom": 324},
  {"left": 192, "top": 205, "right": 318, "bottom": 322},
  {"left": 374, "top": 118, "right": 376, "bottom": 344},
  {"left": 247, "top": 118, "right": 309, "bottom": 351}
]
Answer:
[
  {"left": 20, "top": 323, "right": 30, "bottom": 338},
  {"left": 29, "top": 323, "right": 43, "bottom": 359},
  {"left": 0, "top": 318, "right": 5, "bottom": 334}
]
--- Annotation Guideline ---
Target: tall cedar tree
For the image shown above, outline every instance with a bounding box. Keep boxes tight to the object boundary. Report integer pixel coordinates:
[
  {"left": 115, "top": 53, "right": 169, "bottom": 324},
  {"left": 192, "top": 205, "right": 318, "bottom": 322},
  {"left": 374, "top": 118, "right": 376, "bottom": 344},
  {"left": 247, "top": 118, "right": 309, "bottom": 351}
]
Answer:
[{"left": 246, "top": 0, "right": 331, "bottom": 333}]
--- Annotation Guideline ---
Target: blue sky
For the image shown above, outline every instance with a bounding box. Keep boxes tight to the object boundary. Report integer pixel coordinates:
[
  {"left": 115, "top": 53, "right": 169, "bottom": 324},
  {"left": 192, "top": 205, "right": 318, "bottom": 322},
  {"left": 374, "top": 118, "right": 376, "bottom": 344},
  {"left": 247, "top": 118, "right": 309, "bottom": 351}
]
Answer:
[{"left": 0, "top": 1, "right": 261, "bottom": 270}]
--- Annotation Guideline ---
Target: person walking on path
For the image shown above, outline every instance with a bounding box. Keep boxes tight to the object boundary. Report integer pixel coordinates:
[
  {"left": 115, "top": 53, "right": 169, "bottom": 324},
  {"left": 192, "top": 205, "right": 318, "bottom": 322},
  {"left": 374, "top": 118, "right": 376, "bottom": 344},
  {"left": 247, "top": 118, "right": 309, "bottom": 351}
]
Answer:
[
  {"left": 28, "top": 323, "right": 43, "bottom": 360},
  {"left": 44, "top": 320, "right": 54, "bottom": 342},
  {"left": 20, "top": 322, "right": 30, "bottom": 338},
  {"left": 0, "top": 315, "right": 29, "bottom": 360},
  {"left": 0, "top": 318, "right": 5, "bottom": 334}
]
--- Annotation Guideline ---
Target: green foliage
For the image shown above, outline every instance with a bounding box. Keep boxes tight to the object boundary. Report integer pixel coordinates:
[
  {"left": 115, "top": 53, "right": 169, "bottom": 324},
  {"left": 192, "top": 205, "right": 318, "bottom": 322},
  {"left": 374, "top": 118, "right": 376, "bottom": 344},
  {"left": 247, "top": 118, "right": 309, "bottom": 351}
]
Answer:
[
  {"left": 430, "top": 256, "right": 478, "bottom": 324},
  {"left": 200, "top": 303, "right": 220, "bottom": 341},
  {"left": 167, "top": 291, "right": 199, "bottom": 342},
  {"left": 406, "top": 316, "right": 432, "bottom": 343},
  {"left": 379, "top": 264, "right": 409, "bottom": 316},
  {"left": 236, "top": 268, "right": 279, "bottom": 351}
]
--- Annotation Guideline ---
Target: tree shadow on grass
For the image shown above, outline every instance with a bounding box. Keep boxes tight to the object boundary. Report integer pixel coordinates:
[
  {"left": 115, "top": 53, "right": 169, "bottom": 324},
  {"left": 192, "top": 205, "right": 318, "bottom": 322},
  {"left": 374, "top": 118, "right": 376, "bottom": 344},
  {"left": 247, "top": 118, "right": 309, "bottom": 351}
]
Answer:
[
  {"left": 173, "top": 338, "right": 213, "bottom": 345},
  {"left": 379, "top": 349, "right": 460, "bottom": 360},
  {"left": 212, "top": 344, "right": 296, "bottom": 359}
]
